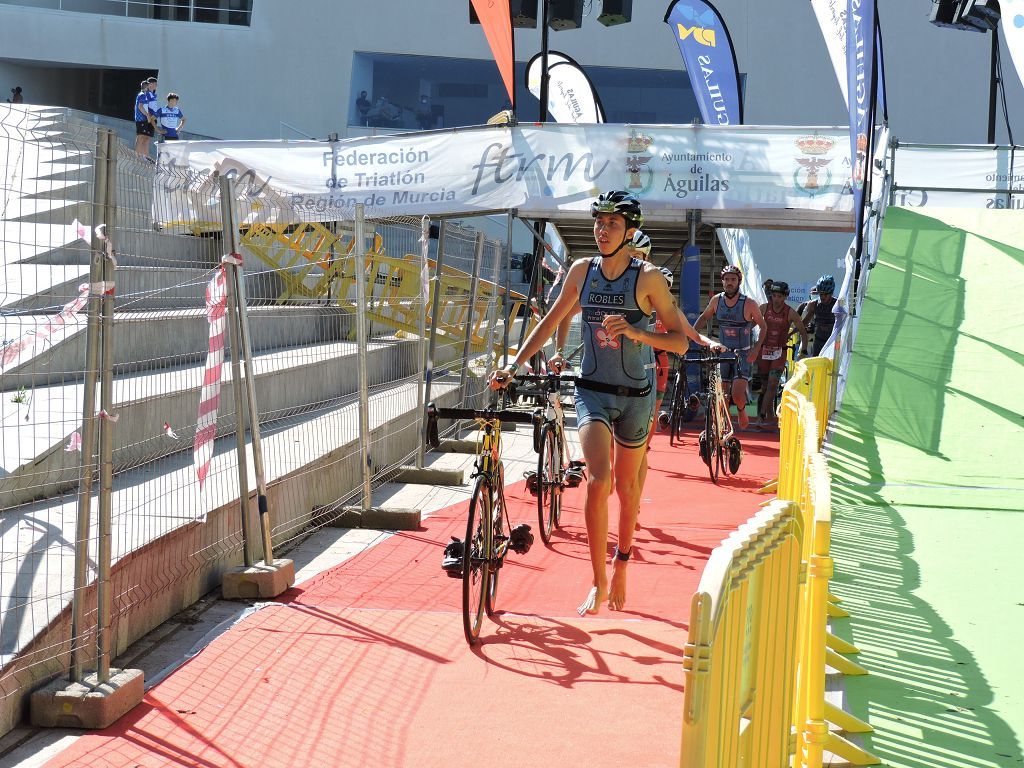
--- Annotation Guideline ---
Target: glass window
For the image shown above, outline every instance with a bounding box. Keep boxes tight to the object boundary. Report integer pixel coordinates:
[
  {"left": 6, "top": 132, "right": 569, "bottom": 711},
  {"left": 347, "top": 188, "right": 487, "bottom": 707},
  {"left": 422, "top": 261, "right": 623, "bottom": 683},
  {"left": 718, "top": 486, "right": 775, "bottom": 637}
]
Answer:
[
  {"left": 350, "top": 51, "right": 744, "bottom": 130},
  {"left": 0, "top": 0, "right": 251, "bottom": 24}
]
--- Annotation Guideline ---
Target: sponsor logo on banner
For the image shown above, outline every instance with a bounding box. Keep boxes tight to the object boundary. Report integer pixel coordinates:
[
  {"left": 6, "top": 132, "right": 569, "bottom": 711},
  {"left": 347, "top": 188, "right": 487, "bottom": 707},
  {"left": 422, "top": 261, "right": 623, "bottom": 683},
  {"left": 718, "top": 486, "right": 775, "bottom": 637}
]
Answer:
[
  {"left": 625, "top": 130, "right": 654, "bottom": 193},
  {"left": 793, "top": 133, "right": 836, "bottom": 196},
  {"left": 676, "top": 24, "right": 716, "bottom": 47},
  {"left": 664, "top": 0, "right": 743, "bottom": 126},
  {"left": 674, "top": 3, "right": 718, "bottom": 46}
]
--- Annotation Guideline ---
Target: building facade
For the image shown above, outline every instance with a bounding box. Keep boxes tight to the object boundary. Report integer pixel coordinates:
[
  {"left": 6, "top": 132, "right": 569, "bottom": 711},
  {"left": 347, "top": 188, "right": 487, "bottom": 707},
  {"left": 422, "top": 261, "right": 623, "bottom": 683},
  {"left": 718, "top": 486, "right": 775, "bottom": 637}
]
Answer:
[{"left": 0, "top": 0, "right": 1017, "bottom": 276}]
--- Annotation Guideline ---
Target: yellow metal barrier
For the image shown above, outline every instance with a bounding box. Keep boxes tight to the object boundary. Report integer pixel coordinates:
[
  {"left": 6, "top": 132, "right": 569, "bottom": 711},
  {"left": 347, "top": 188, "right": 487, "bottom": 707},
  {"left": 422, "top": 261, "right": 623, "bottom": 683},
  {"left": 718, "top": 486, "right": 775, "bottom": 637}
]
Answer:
[
  {"left": 681, "top": 358, "right": 879, "bottom": 767},
  {"left": 238, "top": 222, "right": 529, "bottom": 354},
  {"left": 680, "top": 500, "right": 803, "bottom": 767}
]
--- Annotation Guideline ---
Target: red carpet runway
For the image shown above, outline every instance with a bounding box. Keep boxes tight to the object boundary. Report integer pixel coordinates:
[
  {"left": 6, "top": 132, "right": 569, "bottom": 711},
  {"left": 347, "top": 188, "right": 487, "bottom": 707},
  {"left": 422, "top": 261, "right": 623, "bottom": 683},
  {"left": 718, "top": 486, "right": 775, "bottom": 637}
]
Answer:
[{"left": 44, "top": 429, "right": 779, "bottom": 768}]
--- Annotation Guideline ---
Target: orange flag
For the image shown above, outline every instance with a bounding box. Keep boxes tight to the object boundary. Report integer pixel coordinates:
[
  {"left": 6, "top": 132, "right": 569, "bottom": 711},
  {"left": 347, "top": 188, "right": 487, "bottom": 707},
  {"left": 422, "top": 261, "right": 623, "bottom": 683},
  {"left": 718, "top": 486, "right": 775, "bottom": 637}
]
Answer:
[{"left": 471, "top": 0, "right": 515, "bottom": 106}]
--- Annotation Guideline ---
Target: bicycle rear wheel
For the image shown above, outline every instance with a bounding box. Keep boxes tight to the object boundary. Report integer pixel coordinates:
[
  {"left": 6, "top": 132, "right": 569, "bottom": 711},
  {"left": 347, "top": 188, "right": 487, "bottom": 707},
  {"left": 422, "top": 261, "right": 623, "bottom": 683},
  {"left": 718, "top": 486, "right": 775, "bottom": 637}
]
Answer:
[
  {"left": 669, "top": 371, "right": 685, "bottom": 446},
  {"left": 537, "top": 424, "right": 560, "bottom": 545},
  {"left": 462, "top": 476, "right": 492, "bottom": 645}
]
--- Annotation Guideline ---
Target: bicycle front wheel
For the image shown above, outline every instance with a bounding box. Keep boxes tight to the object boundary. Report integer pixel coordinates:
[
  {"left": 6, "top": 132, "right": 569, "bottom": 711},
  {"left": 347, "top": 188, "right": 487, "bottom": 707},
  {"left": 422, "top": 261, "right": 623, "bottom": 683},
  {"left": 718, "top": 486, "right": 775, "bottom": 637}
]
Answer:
[
  {"left": 537, "top": 424, "right": 560, "bottom": 545},
  {"left": 486, "top": 464, "right": 506, "bottom": 617},
  {"left": 463, "top": 475, "right": 492, "bottom": 645},
  {"left": 705, "top": 394, "right": 721, "bottom": 485}
]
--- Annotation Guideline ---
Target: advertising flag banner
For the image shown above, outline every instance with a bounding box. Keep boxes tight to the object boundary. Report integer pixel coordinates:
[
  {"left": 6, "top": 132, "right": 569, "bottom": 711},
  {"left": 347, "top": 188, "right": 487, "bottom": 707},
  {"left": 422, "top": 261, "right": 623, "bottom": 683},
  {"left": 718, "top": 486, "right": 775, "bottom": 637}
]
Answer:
[
  {"left": 999, "top": 2, "right": 1024, "bottom": 95},
  {"left": 527, "top": 51, "right": 605, "bottom": 124},
  {"left": 811, "top": 0, "right": 849, "bottom": 106},
  {"left": 846, "top": 0, "right": 877, "bottom": 259},
  {"left": 471, "top": 0, "right": 515, "bottom": 105},
  {"left": 663, "top": 0, "right": 743, "bottom": 125}
]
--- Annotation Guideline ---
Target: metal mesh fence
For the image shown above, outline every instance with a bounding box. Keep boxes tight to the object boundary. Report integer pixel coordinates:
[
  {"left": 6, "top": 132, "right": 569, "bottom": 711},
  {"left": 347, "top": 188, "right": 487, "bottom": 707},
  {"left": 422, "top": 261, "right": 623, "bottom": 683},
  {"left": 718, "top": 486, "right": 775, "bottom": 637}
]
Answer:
[{"left": 0, "top": 104, "right": 524, "bottom": 733}]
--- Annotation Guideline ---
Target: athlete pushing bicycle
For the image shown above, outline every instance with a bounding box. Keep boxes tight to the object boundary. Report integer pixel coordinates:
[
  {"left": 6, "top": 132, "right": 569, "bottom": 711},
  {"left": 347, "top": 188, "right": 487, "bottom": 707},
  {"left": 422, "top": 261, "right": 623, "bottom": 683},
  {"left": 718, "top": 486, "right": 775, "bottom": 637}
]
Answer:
[{"left": 490, "top": 190, "right": 716, "bottom": 616}]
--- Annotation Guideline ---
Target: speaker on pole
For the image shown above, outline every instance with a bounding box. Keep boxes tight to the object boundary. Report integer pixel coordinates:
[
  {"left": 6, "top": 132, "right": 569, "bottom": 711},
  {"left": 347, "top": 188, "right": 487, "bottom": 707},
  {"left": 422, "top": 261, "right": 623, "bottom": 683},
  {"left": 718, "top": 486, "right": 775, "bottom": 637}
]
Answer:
[
  {"left": 511, "top": 0, "right": 538, "bottom": 28},
  {"left": 598, "top": 0, "right": 632, "bottom": 26},
  {"left": 548, "top": 0, "right": 584, "bottom": 30},
  {"left": 928, "top": 0, "right": 964, "bottom": 28}
]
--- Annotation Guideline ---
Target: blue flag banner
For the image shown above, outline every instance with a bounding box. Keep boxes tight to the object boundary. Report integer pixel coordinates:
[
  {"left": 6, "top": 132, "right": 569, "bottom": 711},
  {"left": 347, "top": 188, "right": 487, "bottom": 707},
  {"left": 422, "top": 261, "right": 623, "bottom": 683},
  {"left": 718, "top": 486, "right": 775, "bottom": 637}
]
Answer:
[
  {"left": 847, "top": 0, "right": 877, "bottom": 260},
  {"left": 664, "top": 0, "right": 743, "bottom": 125}
]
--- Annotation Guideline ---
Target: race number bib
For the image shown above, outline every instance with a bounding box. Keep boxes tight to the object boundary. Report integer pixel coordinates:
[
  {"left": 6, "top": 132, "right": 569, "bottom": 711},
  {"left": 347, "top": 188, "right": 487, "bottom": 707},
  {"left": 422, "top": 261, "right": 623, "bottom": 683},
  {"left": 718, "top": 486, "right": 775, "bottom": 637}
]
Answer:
[{"left": 761, "top": 347, "right": 783, "bottom": 361}]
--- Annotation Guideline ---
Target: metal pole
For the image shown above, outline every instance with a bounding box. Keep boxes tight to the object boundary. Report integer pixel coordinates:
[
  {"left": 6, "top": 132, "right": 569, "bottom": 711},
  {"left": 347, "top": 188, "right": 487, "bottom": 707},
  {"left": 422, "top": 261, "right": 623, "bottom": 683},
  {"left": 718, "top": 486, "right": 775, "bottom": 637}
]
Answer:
[
  {"left": 502, "top": 213, "right": 513, "bottom": 367},
  {"left": 539, "top": 0, "right": 550, "bottom": 122},
  {"left": 483, "top": 237, "right": 503, "bottom": 381},
  {"left": 222, "top": 184, "right": 275, "bottom": 566},
  {"left": 988, "top": 27, "right": 999, "bottom": 145},
  {"left": 220, "top": 177, "right": 253, "bottom": 567},
  {"left": 354, "top": 204, "right": 373, "bottom": 508},
  {"left": 422, "top": 220, "right": 447, "bottom": 416},
  {"left": 458, "top": 232, "right": 485, "bottom": 407},
  {"left": 96, "top": 129, "right": 117, "bottom": 683},
  {"left": 415, "top": 215, "right": 430, "bottom": 468},
  {"left": 70, "top": 129, "right": 108, "bottom": 684}
]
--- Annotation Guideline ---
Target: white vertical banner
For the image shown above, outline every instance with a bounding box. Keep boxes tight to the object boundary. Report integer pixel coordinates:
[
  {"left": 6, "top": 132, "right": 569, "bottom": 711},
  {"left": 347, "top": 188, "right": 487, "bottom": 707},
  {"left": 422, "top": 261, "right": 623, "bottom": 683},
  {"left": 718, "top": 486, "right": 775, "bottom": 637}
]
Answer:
[
  {"left": 716, "top": 227, "right": 765, "bottom": 304},
  {"left": 526, "top": 51, "right": 605, "bottom": 124},
  {"left": 811, "top": 0, "right": 849, "bottom": 106},
  {"left": 999, "top": 2, "right": 1024, "bottom": 94}
]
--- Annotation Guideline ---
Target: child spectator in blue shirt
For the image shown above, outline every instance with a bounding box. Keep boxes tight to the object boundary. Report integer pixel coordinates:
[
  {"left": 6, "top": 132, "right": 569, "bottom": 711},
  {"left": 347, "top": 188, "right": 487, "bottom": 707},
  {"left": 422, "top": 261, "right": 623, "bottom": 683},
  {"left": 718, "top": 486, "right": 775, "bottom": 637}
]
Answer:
[{"left": 153, "top": 93, "right": 186, "bottom": 140}]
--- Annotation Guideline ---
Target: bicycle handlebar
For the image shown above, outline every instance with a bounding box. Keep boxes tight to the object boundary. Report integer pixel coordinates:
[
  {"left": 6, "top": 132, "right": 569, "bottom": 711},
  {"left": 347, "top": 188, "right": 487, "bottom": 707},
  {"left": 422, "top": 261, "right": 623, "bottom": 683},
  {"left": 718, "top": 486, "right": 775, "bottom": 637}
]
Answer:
[
  {"left": 425, "top": 402, "right": 538, "bottom": 449},
  {"left": 512, "top": 372, "right": 577, "bottom": 383},
  {"left": 682, "top": 350, "right": 738, "bottom": 364}
]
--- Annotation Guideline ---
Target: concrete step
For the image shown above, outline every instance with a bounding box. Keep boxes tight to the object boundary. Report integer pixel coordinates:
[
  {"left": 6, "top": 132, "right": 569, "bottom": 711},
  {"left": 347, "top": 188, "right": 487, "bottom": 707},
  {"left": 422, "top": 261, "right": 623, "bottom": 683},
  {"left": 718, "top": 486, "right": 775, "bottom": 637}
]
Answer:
[
  {"left": 17, "top": 228, "right": 218, "bottom": 268},
  {"left": 0, "top": 335, "right": 457, "bottom": 508},
  {"left": 2, "top": 305, "right": 356, "bottom": 388},
  {"left": 3, "top": 266, "right": 286, "bottom": 312}
]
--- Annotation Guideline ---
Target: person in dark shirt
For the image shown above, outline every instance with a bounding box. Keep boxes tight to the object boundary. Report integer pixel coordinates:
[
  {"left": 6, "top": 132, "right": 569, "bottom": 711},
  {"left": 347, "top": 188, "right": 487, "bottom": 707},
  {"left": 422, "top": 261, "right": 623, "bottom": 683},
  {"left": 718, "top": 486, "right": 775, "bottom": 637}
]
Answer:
[{"left": 355, "top": 90, "right": 370, "bottom": 125}]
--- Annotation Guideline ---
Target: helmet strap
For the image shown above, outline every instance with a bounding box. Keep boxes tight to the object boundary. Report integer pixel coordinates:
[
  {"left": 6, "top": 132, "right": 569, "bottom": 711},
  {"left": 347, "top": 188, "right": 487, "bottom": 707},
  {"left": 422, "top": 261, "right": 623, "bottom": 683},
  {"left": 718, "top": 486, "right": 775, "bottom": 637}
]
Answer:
[{"left": 601, "top": 234, "right": 630, "bottom": 259}]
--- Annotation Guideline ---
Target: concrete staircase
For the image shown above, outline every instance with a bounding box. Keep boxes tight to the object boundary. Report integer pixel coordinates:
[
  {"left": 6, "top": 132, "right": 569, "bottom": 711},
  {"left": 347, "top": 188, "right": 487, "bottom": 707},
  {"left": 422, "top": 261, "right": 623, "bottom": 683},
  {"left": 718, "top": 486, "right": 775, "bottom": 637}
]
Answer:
[{"left": 0, "top": 106, "right": 476, "bottom": 735}]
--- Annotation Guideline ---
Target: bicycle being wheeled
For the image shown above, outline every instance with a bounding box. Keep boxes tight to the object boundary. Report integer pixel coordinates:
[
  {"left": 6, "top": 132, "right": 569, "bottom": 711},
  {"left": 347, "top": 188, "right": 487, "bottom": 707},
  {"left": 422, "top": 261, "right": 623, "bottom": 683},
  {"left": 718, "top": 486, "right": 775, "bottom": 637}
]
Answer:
[
  {"left": 513, "top": 371, "right": 585, "bottom": 546},
  {"left": 689, "top": 349, "right": 743, "bottom": 484},
  {"left": 660, "top": 351, "right": 704, "bottom": 446},
  {"left": 426, "top": 397, "right": 536, "bottom": 645}
]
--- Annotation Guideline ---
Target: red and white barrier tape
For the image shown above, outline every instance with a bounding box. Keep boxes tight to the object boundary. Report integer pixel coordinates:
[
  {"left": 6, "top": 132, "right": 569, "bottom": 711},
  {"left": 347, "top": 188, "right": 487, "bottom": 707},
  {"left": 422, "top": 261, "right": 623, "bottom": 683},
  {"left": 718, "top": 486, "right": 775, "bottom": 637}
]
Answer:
[
  {"left": 193, "top": 265, "right": 229, "bottom": 489},
  {"left": 0, "top": 281, "right": 113, "bottom": 374}
]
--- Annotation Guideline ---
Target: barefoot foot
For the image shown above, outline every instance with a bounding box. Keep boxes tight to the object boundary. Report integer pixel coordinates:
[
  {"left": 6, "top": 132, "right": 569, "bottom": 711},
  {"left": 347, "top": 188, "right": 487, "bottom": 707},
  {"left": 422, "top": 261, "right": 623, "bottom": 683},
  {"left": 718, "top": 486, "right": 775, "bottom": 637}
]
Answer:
[
  {"left": 608, "top": 549, "right": 631, "bottom": 611},
  {"left": 577, "top": 584, "right": 607, "bottom": 616}
]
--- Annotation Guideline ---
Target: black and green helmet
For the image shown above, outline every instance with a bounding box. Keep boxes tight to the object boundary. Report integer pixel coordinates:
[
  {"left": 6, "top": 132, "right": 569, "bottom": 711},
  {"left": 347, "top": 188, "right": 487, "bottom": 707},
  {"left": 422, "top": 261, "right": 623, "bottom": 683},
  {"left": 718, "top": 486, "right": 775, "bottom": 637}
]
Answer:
[{"left": 590, "top": 190, "right": 644, "bottom": 228}]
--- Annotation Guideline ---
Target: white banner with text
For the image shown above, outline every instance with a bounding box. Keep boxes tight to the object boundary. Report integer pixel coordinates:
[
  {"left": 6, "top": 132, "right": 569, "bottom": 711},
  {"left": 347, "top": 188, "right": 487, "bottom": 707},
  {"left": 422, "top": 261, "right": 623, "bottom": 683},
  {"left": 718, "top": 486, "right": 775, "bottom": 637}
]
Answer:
[{"left": 155, "top": 124, "right": 857, "bottom": 226}]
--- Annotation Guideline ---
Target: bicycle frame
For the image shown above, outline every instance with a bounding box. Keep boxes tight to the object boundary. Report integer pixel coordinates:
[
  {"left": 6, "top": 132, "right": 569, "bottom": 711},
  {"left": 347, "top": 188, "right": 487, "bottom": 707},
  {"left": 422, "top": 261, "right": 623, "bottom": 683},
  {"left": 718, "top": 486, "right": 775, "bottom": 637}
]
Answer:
[{"left": 707, "top": 362, "right": 735, "bottom": 444}]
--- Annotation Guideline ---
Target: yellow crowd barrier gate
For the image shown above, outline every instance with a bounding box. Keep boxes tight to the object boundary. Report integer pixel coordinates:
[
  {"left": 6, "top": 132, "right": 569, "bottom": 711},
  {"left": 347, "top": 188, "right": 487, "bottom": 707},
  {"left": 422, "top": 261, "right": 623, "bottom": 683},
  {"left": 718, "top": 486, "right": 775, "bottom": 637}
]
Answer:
[
  {"left": 680, "top": 358, "right": 879, "bottom": 767},
  {"left": 680, "top": 499, "right": 803, "bottom": 767},
  {"left": 238, "top": 221, "right": 532, "bottom": 355}
]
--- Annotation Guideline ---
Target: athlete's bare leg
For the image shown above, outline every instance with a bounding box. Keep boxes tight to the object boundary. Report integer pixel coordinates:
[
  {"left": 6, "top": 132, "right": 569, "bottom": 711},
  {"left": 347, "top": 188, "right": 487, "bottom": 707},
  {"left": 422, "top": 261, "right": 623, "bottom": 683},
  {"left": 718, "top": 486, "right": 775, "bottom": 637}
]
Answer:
[
  {"left": 731, "top": 378, "right": 749, "bottom": 429},
  {"left": 577, "top": 422, "right": 612, "bottom": 616},
  {"left": 608, "top": 441, "right": 646, "bottom": 611}
]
